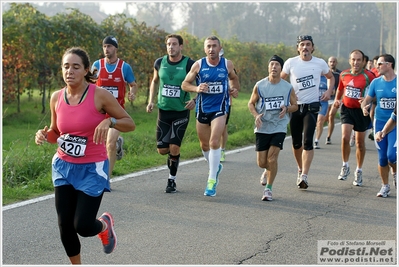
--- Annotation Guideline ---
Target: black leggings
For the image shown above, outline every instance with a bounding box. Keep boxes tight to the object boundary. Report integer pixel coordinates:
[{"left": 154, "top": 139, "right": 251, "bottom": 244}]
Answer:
[
  {"left": 55, "top": 185, "right": 104, "bottom": 257},
  {"left": 290, "top": 104, "right": 318, "bottom": 150},
  {"left": 157, "top": 109, "right": 190, "bottom": 148}
]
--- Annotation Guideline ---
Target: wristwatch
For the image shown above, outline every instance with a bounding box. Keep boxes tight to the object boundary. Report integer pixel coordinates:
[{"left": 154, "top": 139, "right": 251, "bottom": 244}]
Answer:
[{"left": 109, "top": 117, "right": 117, "bottom": 128}]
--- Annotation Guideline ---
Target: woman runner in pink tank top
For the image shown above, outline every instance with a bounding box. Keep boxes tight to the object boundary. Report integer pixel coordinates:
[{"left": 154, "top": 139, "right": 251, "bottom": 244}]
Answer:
[{"left": 35, "top": 47, "right": 135, "bottom": 264}]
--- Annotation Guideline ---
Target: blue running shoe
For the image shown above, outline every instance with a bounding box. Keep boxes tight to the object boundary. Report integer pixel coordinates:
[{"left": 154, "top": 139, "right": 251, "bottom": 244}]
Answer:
[
  {"left": 204, "top": 163, "right": 223, "bottom": 197},
  {"left": 204, "top": 179, "right": 217, "bottom": 196}
]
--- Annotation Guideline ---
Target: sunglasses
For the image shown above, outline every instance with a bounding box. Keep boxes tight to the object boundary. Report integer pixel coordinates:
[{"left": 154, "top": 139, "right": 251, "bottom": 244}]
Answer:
[{"left": 377, "top": 62, "right": 391, "bottom": 66}]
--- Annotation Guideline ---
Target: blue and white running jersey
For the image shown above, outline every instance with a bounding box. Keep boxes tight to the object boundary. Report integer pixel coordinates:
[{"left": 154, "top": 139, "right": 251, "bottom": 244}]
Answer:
[
  {"left": 196, "top": 57, "right": 230, "bottom": 113},
  {"left": 319, "top": 75, "right": 328, "bottom": 100},
  {"left": 367, "top": 76, "right": 397, "bottom": 122}
]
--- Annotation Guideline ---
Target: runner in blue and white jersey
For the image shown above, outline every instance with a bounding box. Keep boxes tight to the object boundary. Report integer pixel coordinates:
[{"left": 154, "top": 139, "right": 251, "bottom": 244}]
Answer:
[
  {"left": 182, "top": 35, "right": 240, "bottom": 197},
  {"left": 361, "top": 54, "right": 397, "bottom": 197}
]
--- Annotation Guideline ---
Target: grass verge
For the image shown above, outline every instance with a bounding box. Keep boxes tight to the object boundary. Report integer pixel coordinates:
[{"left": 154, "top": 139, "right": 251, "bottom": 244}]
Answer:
[{"left": 2, "top": 91, "right": 256, "bottom": 205}]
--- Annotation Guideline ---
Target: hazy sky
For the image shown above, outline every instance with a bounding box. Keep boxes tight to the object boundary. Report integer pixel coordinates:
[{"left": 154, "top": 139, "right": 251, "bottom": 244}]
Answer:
[
  {"left": 99, "top": 2, "right": 132, "bottom": 15},
  {"left": 98, "top": 1, "right": 186, "bottom": 30}
]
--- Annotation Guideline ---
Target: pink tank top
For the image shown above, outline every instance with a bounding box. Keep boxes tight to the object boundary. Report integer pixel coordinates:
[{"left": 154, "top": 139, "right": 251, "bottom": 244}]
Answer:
[{"left": 56, "top": 84, "right": 107, "bottom": 163}]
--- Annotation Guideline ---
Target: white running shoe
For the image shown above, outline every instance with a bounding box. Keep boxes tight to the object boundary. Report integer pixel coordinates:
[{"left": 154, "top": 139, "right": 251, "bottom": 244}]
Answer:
[
  {"left": 297, "top": 174, "right": 308, "bottom": 189},
  {"left": 297, "top": 170, "right": 302, "bottom": 179},
  {"left": 262, "top": 188, "right": 273, "bottom": 201},
  {"left": 376, "top": 184, "right": 391, "bottom": 198},
  {"left": 116, "top": 136, "right": 124, "bottom": 160},
  {"left": 260, "top": 170, "right": 267, "bottom": 186},
  {"left": 353, "top": 170, "right": 363, "bottom": 186},
  {"left": 350, "top": 132, "right": 355, "bottom": 147},
  {"left": 296, "top": 170, "right": 302, "bottom": 186},
  {"left": 338, "top": 166, "right": 350, "bottom": 180}
]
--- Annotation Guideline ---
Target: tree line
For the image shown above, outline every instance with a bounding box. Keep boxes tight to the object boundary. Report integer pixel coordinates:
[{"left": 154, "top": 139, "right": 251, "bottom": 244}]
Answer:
[
  {"left": 2, "top": 3, "right": 298, "bottom": 113},
  {"left": 128, "top": 2, "right": 396, "bottom": 59},
  {"left": 2, "top": 2, "right": 396, "bottom": 114},
  {"left": 22, "top": 2, "right": 396, "bottom": 60}
]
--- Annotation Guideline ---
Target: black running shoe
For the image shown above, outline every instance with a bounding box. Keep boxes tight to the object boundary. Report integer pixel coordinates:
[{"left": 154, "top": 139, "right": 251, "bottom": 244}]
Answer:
[
  {"left": 325, "top": 137, "right": 331, "bottom": 145},
  {"left": 165, "top": 179, "right": 176, "bottom": 193},
  {"left": 297, "top": 174, "right": 309, "bottom": 189},
  {"left": 368, "top": 132, "right": 374, "bottom": 141}
]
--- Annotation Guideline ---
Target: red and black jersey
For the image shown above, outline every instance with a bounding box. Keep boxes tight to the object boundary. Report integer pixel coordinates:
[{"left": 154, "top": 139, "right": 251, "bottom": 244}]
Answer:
[{"left": 337, "top": 69, "right": 375, "bottom": 109}]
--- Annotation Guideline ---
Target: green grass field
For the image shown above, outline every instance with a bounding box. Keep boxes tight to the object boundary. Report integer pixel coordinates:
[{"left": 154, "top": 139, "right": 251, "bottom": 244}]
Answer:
[{"left": 2, "top": 90, "right": 256, "bottom": 205}]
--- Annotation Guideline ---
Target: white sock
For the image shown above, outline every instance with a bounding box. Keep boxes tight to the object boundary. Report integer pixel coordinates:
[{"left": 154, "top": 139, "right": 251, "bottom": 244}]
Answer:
[
  {"left": 101, "top": 220, "right": 107, "bottom": 232},
  {"left": 208, "top": 148, "right": 221, "bottom": 179},
  {"left": 202, "top": 150, "right": 209, "bottom": 162}
]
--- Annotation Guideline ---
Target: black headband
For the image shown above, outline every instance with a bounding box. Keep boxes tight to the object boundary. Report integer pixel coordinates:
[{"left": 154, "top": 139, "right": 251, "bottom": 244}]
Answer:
[
  {"left": 269, "top": 55, "right": 284, "bottom": 68},
  {"left": 103, "top": 36, "right": 118, "bottom": 48}
]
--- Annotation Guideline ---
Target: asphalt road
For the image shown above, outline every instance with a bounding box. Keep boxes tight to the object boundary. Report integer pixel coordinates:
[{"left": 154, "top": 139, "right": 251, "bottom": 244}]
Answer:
[{"left": 2, "top": 125, "right": 397, "bottom": 266}]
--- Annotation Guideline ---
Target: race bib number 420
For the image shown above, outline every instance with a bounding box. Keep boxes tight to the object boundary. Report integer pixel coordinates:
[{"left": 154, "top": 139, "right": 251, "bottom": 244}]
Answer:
[{"left": 57, "top": 134, "right": 88, "bottom": 157}]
